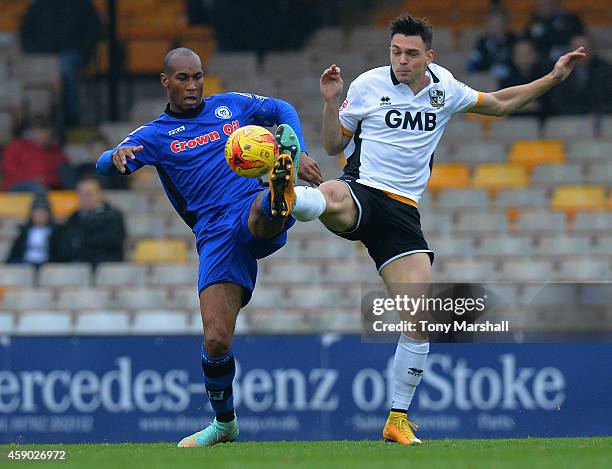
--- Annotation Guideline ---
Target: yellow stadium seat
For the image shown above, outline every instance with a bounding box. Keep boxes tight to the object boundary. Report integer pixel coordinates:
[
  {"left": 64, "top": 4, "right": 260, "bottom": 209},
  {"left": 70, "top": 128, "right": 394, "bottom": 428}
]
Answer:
[
  {"left": 203, "top": 75, "right": 224, "bottom": 96},
  {"left": 550, "top": 185, "right": 606, "bottom": 214},
  {"left": 48, "top": 191, "right": 79, "bottom": 219},
  {"left": 508, "top": 140, "right": 565, "bottom": 173},
  {"left": 0, "top": 193, "right": 34, "bottom": 219},
  {"left": 472, "top": 164, "right": 529, "bottom": 193},
  {"left": 427, "top": 164, "right": 470, "bottom": 192},
  {"left": 132, "top": 239, "right": 188, "bottom": 264}
]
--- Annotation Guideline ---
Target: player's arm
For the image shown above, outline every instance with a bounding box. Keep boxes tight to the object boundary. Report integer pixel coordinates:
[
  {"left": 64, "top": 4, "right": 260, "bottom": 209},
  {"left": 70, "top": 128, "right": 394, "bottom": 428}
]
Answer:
[
  {"left": 470, "top": 47, "right": 586, "bottom": 117},
  {"left": 321, "top": 64, "right": 351, "bottom": 155},
  {"left": 96, "top": 125, "right": 155, "bottom": 176}
]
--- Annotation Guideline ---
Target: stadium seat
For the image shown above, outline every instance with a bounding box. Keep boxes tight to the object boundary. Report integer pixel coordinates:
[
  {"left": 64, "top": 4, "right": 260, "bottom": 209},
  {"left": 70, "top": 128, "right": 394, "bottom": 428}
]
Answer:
[
  {"left": 496, "top": 260, "right": 553, "bottom": 281},
  {"left": 0, "top": 311, "right": 14, "bottom": 334},
  {"left": 48, "top": 191, "right": 79, "bottom": 219},
  {"left": 474, "top": 236, "right": 533, "bottom": 258},
  {"left": 321, "top": 261, "right": 380, "bottom": 285},
  {"left": 207, "top": 53, "right": 259, "bottom": 78},
  {"left": 567, "top": 141, "right": 612, "bottom": 163},
  {"left": 168, "top": 286, "right": 199, "bottom": 310},
  {"left": 600, "top": 116, "right": 612, "bottom": 138},
  {"left": 584, "top": 163, "right": 612, "bottom": 184},
  {"left": 0, "top": 265, "right": 35, "bottom": 287},
  {"left": 520, "top": 284, "right": 577, "bottom": 307},
  {"left": 12, "top": 54, "right": 62, "bottom": 89},
  {"left": 38, "top": 263, "right": 92, "bottom": 287},
  {"left": 126, "top": 214, "right": 168, "bottom": 239},
  {"left": 515, "top": 211, "right": 566, "bottom": 234},
  {"left": 591, "top": 235, "right": 612, "bottom": 257},
  {"left": 0, "top": 192, "right": 33, "bottom": 218},
  {"left": 455, "top": 212, "right": 507, "bottom": 235},
  {"left": 74, "top": 310, "right": 130, "bottom": 334},
  {"left": 16, "top": 311, "right": 72, "bottom": 335},
  {"left": 310, "top": 310, "right": 360, "bottom": 333},
  {"left": 441, "top": 119, "right": 482, "bottom": 143},
  {"left": 533, "top": 235, "right": 591, "bottom": 259},
  {"left": 542, "top": 115, "right": 597, "bottom": 140},
  {"left": 245, "top": 286, "right": 282, "bottom": 310},
  {"left": 435, "top": 189, "right": 489, "bottom": 210},
  {"left": 247, "top": 310, "right": 307, "bottom": 333},
  {"left": 289, "top": 286, "right": 349, "bottom": 309},
  {"left": 64, "top": 144, "right": 92, "bottom": 165},
  {"left": 452, "top": 142, "right": 506, "bottom": 165},
  {"left": 438, "top": 259, "right": 497, "bottom": 283},
  {"left": 554, "top": 259, "right": 610, "bottom": 281},
  {"left": 104, "top": 191, "right": 150, "bottom": 214},
  {"left": 301, "top": 239, "right": 357, "bottom": 260},
  {"left": 532, "top": 164, "right": 582, "bottom": 186},
  {"left": 115, "top": 287, "right": 168, "bottom": 310},
  {"left": 166, "top": 217, "right": 195, "bottom": 238},
  {"left": 131, "top": 310, "right": 189, "bottom": 334},
  {"left": 262, "top": 262, "right": 322, "bottom": 285},
  {"left": 508, "top": 140, "right": 565, "bottom": 173},
  {"left": 94, "top": 263, "right": 148, "bottom": 287},
  {"left": 150, "top": 264, "right": 197, "bottom": 286},
  {"left": 486, "top": 117, "right": 540, "bottom": 141},
  {"left": 550, "top": 186, "right": 606, "bottom": 213},
  {"left": 57, "top": 288, "right": 112, "bottom": 310},
  {"left": 472, "top": 164, "right": 529, "bottom": 192},
  {"left": 572, "top": 212, "right": 612, "bottom": 234},
  {"left": 493, "top": 188, "right": 548, "bottom": 210},
  {"left": 420, "top": 213, "right": 453, "bottom": 236},
  {"left": 132, "top": 239, "right": 189, "bottom": 264},
  {"left": 427, "top": 236, "right": 474, "bottom": 258},
  {"left": 2, "top": 288, "right": 54, "bottom": 310},
  {"left": 427, "top": 164, "right": 470, "bottom": 192}
]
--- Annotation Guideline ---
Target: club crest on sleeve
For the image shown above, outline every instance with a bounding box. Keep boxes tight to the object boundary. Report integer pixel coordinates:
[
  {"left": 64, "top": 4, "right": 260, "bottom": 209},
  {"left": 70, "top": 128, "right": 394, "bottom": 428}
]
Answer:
[
  {"left": 429, "top": 89, "right": 445, "bottom": 108},
  {"left": 215, "top": 106, "right": 232, "bottom": 119}
]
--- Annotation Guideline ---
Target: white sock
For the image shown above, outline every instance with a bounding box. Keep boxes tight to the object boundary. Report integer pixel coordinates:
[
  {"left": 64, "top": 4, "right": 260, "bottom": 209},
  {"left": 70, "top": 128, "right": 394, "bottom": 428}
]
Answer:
[
  {"left": 293, "top": 186, "right": 326, "bottom": 222},
  {"left": 391, "top": 333, "right": 429, "bottom": 411}
]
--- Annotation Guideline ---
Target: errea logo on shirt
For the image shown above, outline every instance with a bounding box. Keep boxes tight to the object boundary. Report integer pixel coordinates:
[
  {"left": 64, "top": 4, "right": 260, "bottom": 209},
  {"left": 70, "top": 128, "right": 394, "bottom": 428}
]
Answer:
[{"left": 168, "top": 125, "right": 186, "bottom": 136}]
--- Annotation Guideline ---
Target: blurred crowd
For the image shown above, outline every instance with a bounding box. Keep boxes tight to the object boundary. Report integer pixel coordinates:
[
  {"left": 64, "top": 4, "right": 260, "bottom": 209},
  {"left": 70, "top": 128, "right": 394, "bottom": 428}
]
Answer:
[{"left": 467, "top": 0, "right": 612, "bottom": 117}]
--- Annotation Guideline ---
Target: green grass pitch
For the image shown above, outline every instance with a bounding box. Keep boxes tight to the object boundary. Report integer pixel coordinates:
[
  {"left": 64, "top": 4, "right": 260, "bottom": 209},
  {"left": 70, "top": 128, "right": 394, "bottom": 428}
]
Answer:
[{"left": 2, "top": 438, "right": 610, "bottom": 469}]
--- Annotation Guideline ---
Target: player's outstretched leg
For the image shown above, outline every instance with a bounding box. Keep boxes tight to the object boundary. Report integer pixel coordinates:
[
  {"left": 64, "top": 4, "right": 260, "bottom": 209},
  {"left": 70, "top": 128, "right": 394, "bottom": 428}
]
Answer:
[{"left": 268, "top": 124, "right": 300, "bottom": 217}]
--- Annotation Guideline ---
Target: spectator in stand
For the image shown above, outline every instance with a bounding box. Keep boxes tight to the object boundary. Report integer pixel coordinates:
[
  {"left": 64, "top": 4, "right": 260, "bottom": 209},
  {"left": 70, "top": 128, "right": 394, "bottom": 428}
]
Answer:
[
  {"left": 523, "top": 0, "right": 584, "bottom": 64},
  {"left": 6, "top": 195, "right": 62, "bottom": 266},
  {"left": 71, "top": 134, "right": 129, "bottom": 190},
  {"left": 57, "top": 176, "right": 125, "bottom": 266},
  {"left": 1, "top": 116, "right": 70, "bottom": 192},
  {"left": 467, "top": 8, "right": 516, "bottom": 80},
  {"left": 499, "top": 39, "right": 550, "bottom": 118},
  {"left": 20, "top": 0, "right": 102, "bottom": 126},
  {"left": 548, "top": 34, "right": 612, "bottom": 115}
]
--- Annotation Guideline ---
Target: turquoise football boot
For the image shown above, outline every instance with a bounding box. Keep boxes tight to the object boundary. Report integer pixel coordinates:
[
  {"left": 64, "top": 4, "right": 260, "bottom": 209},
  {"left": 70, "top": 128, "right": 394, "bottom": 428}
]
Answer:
[{"left": 177, "top": 417, "right": 239, "bottom": 448}]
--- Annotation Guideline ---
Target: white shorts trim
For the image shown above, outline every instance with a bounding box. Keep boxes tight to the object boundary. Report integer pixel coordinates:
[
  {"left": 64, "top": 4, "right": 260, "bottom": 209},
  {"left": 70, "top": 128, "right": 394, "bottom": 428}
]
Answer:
[
  {"left": 332, "top": 179, "right": 363, "bottom": 235},
  {"left": 378, "top": 249, "right": 434, "bottom": 274}
]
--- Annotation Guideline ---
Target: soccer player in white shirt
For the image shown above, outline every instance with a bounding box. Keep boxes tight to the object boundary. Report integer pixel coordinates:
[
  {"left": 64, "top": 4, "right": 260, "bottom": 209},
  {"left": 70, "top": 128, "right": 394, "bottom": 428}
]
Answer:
[{"left": 290, "top": 14, "right": 585, "bottom": 444}]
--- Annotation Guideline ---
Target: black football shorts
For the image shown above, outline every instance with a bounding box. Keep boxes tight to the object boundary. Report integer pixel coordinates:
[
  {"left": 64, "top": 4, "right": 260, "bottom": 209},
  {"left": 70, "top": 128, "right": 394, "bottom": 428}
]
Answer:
[{"left": 331, "top": 176, "right": 434, "bottom": 272}]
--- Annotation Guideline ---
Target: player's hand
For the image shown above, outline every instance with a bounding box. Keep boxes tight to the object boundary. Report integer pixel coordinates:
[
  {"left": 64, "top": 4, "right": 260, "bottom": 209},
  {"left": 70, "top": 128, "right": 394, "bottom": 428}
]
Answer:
[
  {"left": 320, "top": 64, "right": 344, "bottom": 102},
  {"left": 298, "top": 153, "right": 324, "bottom": 186},
  {"left": 551, "top": 46, "right": 587, "bottom": 82},
  {"left": 112, "top": 146, "right": 143, "bottom": 173}
]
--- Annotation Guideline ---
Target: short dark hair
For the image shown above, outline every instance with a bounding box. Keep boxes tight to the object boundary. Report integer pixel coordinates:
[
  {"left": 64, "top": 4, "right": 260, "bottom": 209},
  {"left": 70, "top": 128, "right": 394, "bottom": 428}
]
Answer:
[
  {"left": 162, "top": 47, "right": 201, "bottom": 75},
  {"left": 390, "top": 14, "right": 433, "bottom": 49}
]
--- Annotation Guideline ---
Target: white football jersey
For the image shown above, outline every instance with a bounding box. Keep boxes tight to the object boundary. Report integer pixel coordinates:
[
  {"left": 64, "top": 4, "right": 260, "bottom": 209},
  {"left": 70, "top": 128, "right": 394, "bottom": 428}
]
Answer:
[{"left": 339, "top": 64, "right": 483, "bottom": 203}]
